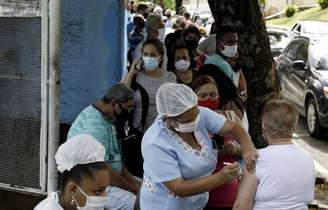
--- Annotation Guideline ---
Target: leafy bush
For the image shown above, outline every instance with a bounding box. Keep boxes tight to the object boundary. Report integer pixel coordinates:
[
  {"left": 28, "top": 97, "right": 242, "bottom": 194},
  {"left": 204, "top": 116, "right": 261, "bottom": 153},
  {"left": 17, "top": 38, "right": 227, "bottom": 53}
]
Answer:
[
  {"left": 285, "top": 5, "right": 297, "bottom": 18},
  {"left": 319, "top": 0, "right": 328, "bottom": 9}
]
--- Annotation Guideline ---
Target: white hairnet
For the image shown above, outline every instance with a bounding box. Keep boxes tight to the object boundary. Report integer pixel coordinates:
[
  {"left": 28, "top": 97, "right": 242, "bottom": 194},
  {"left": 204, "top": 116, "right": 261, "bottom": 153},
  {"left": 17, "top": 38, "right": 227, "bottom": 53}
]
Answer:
[
  {"left": 55, "top": 134, "right": 105, "bottom": 173},
  {"left": 156, "top": 83, "right": 198, "bottom": 117}
]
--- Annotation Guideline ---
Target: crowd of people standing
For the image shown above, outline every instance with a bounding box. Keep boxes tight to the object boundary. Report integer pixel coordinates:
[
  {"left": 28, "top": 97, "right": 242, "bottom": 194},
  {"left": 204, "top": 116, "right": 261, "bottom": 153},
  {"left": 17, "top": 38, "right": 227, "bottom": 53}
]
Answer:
[{"left": 34, "top": 2, "right": 316, "bottom": 210}]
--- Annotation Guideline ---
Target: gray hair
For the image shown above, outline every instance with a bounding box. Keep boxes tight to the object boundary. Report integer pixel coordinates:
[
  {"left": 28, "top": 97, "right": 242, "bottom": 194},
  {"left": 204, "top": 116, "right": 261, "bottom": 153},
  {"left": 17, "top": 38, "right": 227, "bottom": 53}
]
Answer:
[
  {"left": 102, "top": 83, "right": 135, "bottom": 104},
  {"left": 145, "top": 14, "right": 162, "bottom": 36},
  {"left": 262, "top": 99, "right": 299, "bottom": 139}
]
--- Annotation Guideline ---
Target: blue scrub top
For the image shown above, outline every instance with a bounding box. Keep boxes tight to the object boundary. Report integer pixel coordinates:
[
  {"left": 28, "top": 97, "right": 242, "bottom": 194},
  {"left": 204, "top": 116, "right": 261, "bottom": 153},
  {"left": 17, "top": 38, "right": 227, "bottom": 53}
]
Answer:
[{"left": 140, "top": 107, "right": 226, "bottom": 210}]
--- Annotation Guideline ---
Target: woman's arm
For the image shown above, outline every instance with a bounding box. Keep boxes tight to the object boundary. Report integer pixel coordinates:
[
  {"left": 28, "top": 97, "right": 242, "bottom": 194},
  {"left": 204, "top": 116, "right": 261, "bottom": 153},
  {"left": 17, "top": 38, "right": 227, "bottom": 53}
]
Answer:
[
  {"left": 123, "top": 59, "right": 142, "bottom": 87},
  {"left": 164, "top": 162, "right": 240, "bottom": 197},
  {"left": 122, "top": 167, "right": 142, "bottom": 194},
  {"left": 108, "top": 166, "right": 139, "bottom": 194},
  {"left": 233, "top": 172, "right": 258, "bottom": 210},
  {"left": 218, "top": 120, "right": 258, "bottom": 173}
]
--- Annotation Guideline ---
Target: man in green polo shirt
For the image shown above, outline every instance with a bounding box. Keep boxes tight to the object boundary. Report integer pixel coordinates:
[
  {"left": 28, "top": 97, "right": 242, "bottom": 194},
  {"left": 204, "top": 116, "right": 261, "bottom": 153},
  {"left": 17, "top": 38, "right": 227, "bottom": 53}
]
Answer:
[{"left": 67, "top": 83, "right": 139, "bottom": 209}]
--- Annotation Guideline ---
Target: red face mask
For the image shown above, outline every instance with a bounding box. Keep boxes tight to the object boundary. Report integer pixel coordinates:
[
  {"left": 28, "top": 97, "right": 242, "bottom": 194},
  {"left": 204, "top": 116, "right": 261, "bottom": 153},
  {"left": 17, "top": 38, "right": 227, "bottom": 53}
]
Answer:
[{"left": 198, "top": 97, "right": 220, "bottom": 111}]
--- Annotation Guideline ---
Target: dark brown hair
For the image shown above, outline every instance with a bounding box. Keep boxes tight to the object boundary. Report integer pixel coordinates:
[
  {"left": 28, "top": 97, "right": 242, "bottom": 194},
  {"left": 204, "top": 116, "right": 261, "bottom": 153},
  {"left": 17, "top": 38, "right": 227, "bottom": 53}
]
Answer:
[
  {"left": 190, "top": 75, "right": 218, "bottom": 93},
  {"left": 142, "top": 38, "right": 165, "bottom": 56},
  {"left": 60, "top": 161, "right": 109, "bottom": 191}
]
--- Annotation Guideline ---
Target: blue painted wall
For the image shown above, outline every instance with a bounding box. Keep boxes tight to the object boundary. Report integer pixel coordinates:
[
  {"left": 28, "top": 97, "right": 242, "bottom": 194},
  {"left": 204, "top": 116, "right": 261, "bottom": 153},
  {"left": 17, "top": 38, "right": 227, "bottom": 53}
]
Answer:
[{"left": 60, "top": 0, "right": 125, "bottom": 123}]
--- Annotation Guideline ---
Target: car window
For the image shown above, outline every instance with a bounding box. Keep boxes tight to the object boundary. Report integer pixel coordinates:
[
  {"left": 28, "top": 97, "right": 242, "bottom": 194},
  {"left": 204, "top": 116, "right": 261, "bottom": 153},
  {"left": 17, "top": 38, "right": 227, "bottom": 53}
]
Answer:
[
  {"left": 295, "top": 43, "right": 308, "bottom": 62},
  {"left": 284, "top": 41, "right": 303, "bottom": 61},
  {"left": 292, "top": 24, "right": 301, "bottom": 33},
  {"left": 291, "top": 24, "right": 299, "bottom": 31}
]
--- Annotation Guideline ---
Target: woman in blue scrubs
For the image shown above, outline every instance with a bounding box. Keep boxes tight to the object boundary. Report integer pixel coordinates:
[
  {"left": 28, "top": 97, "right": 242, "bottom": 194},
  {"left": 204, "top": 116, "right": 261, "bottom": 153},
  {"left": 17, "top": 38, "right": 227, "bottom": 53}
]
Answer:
[{"left": 139, "top": 83, "right": 258, "bottom": 210}]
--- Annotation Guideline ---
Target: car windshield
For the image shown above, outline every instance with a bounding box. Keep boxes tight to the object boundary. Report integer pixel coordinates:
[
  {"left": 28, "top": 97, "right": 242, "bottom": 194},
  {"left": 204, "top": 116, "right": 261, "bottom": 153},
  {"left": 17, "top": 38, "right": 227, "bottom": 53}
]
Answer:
[
  {"left": 303, "top": 22, "right": 328, "bottom": 35},
  {"left": 309, "top": 45, "right": 328, "bottom": 71}
]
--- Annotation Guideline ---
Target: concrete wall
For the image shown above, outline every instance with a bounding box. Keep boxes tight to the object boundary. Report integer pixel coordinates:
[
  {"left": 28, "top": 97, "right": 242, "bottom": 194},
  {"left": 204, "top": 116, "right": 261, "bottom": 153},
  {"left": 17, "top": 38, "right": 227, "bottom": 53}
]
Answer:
[
  {"left": 60, "top": 0, "right": 125, "bottom": 124},
  {"left": 266, "top": 0, "right": 316, "bottom": 11}
]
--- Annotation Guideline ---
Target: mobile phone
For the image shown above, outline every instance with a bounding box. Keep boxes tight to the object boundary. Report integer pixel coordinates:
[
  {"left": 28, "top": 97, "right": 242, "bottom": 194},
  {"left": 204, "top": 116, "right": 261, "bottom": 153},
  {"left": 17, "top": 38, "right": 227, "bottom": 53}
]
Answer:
[{"left": 135, "top": 58, "right": 144, "bottom": 72}]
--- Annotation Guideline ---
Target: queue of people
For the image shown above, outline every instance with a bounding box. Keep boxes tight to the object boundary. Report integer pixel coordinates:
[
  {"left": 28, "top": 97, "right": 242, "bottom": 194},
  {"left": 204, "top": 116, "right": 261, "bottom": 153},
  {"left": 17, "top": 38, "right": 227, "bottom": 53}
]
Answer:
[{"left": 34, "top": 3, "right": 316, "bottom": 210}]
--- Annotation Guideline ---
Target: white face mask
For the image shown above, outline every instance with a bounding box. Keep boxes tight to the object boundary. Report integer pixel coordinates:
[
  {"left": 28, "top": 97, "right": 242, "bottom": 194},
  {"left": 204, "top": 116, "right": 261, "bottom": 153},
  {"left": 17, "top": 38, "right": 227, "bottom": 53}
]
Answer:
[
  {"left": 221, "top": 44, "right": 238, "bottom": 58},
  {"left": 143, "top": 56, "right": 160, "bottom": 71},
  {"left": 157, "top": 27, "right": 166, "bottom": 42},
  {"left": 175, "top": 114, "right": 200, "bottom": 133},
  {"left": 175, "top": 59, "right": 190, "bottom": 72},
  {"left": 73, "top": 185, "right": 107, "bottom": 210}
]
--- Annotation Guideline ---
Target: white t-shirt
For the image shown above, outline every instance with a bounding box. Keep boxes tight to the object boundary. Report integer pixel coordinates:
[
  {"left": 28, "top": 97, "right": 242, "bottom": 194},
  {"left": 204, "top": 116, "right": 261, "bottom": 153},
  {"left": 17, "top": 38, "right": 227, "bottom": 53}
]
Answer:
[
  {"left": 34, "top": 192, "right": 63, "bottom": 210},
  {"left": 254, "top": 144, "right": 316, "bottom": 210}
]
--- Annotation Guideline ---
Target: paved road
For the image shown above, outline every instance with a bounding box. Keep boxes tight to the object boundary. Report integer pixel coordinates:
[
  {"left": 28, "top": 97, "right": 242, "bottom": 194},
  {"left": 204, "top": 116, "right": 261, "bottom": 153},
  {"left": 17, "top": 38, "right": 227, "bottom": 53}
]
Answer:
[
  {"left": 293, "top": 116, "right": 328, "bottom": 179},
  {"left": 293, "top": 117, "right": 328, "bottom": 208}
]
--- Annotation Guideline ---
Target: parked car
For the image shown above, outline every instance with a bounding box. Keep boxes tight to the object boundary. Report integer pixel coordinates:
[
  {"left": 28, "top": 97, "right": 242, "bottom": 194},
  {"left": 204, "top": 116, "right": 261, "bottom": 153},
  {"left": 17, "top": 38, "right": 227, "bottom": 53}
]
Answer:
[
  {"left": 275, "top": 36, "right": 328, "bottom": 138},
  {"left": 289, "top": 20, "right": 328, "bottom": 40},
  {"left": 267, "top": 26, "right": 291, "bottom": 57}
]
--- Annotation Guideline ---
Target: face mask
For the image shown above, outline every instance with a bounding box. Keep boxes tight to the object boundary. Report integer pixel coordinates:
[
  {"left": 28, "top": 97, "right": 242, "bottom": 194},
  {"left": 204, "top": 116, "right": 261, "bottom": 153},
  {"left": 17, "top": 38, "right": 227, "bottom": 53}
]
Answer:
[
  {"left": 143, "top": 56, "right": 159, "bottom": 71},
  {"left": 73, "top": 185, "right": 107, "bottom": 210},
  {"left": 157, "top": 27, "right": 166, "bottom": 42},
  {"left": 198, "top": 97, "right": 220, "bottom": 111},
  {"left": 221, "top": 44, "right": 238, "bottom": 58},
  {"left": 175, "top": 114, "right": 200, "bottom": 133},
  {"left": 114, "top": 103, "right": 130, "bottom": 123},
  {"left": 175, "top": 59, "right": 190, "bottom": 72},
  {"left": 142, "top": 12, "right": 149, "bottom": 19},
  {"left": 137, "top": 21, "right": 145, "bottom": 29},
  {"left": 185, "top": 40, "right": 198, "bottom": 50}
]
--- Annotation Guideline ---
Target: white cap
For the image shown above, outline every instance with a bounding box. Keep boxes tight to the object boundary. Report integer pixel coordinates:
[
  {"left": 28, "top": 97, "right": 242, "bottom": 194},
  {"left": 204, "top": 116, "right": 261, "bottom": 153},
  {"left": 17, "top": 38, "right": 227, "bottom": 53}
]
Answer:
[
  {"left": 156, "top": 83, "right": 198, "bottom": 117},
  {"left": 55, "top": 134, "right": 105, "bottom": 173}
]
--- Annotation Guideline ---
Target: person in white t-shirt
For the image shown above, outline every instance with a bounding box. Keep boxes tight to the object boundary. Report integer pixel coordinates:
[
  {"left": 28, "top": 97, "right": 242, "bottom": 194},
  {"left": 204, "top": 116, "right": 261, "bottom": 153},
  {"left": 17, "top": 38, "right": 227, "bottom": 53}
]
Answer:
[{"left": 233, "top": 100, "right": 316, "bottom": 210}]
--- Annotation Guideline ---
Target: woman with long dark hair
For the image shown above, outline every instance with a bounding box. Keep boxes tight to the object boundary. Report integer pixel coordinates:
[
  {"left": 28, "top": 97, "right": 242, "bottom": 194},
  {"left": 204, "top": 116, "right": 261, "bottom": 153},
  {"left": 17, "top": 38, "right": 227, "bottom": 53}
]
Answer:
[{"left": 198, "top": 64, "right": 247, "bottom": 129}]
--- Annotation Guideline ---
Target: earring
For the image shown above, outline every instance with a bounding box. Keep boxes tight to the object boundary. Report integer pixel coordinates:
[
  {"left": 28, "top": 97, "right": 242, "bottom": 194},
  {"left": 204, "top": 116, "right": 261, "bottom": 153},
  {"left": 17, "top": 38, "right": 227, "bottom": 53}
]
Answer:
[{"left": 70, "top": 199, "right": 75, "bottom": 205}]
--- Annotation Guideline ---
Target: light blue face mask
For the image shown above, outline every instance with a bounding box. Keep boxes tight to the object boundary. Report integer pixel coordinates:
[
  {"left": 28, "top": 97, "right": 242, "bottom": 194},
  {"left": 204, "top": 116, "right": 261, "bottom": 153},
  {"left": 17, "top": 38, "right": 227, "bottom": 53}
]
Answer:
[{"left": 143, "top": 56, "right": 159, "bottom": 71}]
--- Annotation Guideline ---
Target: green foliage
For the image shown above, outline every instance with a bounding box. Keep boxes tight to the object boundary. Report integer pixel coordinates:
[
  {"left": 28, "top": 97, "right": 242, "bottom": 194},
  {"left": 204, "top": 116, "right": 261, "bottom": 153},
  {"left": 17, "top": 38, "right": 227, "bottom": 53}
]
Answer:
[
  {"left": 285, "top": 5, "right": 297, "bottom": 18},
  {"left": 258, "top": 0, "right": 267, "bottom": 5},
  {"left": 137, "top": 0, "right": 175, "bottom": 10},
  {"left": 319, "top": 0, "right": 328, "bottom": 9},
  {"left": 267, "top": 7, "right": 328, "bottom": 26}
]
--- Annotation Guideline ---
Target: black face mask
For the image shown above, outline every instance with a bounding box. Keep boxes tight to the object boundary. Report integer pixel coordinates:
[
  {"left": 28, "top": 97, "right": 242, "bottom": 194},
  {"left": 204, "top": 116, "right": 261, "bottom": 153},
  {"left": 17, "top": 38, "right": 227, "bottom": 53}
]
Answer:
[
  {"left": 114, "top": 103, "right": 130, "bottom": 123},
  {"left": 137, "top": 21, "right": 145, "bottom": 29},
  {"left": 185, "top": 40, "right": 198, "bottom": 50},
  {"left": 142, "top": 12, "right": 149, "bottom": 20}
]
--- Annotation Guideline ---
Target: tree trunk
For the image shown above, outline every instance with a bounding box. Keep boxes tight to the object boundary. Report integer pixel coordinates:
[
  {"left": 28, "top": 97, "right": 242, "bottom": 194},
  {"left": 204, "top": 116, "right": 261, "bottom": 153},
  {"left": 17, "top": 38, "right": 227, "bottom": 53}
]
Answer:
[
  {"left": 175, "top": 0, "right": 183, "bottom": 13},
  {"left": 159, "top": 0, "right": 164, "bottom": 8},
  {"left": 208, "top": 0, "right": 280, "bottom": 148}
]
